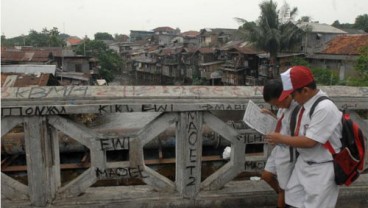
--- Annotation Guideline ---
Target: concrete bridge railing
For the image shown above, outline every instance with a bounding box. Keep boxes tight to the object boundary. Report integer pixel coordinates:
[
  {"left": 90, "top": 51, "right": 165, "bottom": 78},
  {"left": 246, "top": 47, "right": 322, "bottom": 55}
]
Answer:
[{"left": 1, "top": 85, "right": 368, "bottom": 207}]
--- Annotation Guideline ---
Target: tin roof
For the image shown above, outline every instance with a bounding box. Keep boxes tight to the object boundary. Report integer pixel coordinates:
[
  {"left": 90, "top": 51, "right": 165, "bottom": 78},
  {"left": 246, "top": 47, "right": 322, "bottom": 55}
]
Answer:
[
  {"left": 297, "top": 22, "right": 347, "bottom": 34},
  {"left": 1, "top": 73, "right": 55, "bottom": 87},
  {"left": 181, "top": 31, "right": 200, "bottom": 38},
  {"left": 320, "top": 34, "right": 368, "bottom": 55},
  {"left": 220, "top": 41, "right": 262, "bottom": 54},
  {"left": 153, "top": 27, "right": 175, "bottom": 32},
  {"left": 1, "top": 47, "right": 62, "bottom": 62}
]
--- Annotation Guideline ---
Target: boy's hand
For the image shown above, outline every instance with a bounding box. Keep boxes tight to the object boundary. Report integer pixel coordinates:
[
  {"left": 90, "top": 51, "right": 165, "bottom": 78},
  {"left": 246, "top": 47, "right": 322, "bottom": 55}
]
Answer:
[
  {"left": 260, "top": 108, "right": 276, "bottom": 118},
  {"left": 265, "top": 132, "right": 283, "bottom": 145}
]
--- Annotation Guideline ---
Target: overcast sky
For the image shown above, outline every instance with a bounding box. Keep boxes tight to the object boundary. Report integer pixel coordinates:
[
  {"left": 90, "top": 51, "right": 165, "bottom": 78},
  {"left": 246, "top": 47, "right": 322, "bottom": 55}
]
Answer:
[{"left": 1, "top": 0, "right": 367, "bottom": 38}]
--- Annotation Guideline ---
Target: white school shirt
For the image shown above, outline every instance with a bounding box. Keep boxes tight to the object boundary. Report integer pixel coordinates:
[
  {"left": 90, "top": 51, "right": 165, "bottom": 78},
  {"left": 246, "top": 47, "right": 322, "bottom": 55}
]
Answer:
[
  {"left": 278, "top": 100, "right": 299, "bottom": 136},
  {"left": 296, "top": 90, "right": 342, "bottom": 163}
]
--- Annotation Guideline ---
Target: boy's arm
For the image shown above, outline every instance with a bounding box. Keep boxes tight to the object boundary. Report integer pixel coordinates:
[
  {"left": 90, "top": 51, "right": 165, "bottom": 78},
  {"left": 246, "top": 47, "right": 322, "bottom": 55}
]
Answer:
[{"left": 265, "top": 133, "right": 318, "bottom": 148}]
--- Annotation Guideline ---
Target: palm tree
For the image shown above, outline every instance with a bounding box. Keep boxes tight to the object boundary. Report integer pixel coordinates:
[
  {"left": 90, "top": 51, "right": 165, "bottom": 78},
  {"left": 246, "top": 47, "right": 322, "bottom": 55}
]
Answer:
[{"left": 236, "top": 0, "right": 303, "bottom": 78}]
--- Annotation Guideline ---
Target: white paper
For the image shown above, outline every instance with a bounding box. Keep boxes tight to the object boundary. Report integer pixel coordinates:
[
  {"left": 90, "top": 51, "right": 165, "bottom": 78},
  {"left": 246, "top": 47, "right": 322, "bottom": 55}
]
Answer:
[{"left": 243, "top": 100, "right": 277, "bottom": 135}]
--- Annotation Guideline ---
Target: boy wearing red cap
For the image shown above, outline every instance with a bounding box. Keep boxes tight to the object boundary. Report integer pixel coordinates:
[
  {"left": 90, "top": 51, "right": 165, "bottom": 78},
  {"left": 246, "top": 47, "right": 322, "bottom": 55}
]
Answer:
[
  {"left": 266, "top": 66, "right": 342, "bottom": 208},
  {"left": 262, "top": 79, "right": 299, "bottom": 208}
]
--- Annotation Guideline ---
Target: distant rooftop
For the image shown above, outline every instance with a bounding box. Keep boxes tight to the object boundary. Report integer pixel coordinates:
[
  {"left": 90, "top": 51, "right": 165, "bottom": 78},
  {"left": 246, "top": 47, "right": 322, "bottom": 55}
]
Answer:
[{"left": 297, "top": 22, "right": 347, "bottom": 34}]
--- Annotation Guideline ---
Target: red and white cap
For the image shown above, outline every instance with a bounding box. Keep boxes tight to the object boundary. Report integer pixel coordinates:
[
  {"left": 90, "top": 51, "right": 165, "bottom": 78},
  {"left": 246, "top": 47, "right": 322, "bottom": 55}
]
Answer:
[{"left": 278, "top": 66, "right": 314, "bottom": 101}]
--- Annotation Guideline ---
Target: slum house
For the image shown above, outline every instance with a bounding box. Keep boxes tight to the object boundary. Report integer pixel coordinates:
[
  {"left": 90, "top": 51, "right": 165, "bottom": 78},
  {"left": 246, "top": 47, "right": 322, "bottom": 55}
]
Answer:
[
  {"left": 180, "top": 31, "right": 200, "bottom": 47},
  {"left": 133, "top": 45, "right": 162, "bottom": 85},
  {"left": 159, "top": 46, "right": 184, "bottom": 85},
  {"left": 180, "top": 47, "right": 198, "bottom": 84},
  {"left": 257, "top": 52, "right": 305, "bottom": 82},
  {"left": 53, "top": 50, "right": 93, "bottom": 85},
  {"left": 65, "top": 36, "right": 82, "bottom": 50},
  {"left": 277, "top": 53, "right": 305, "bottom": 72},
  {"left": 1, "top": 47, "right": 94, "bottom": 85},
  {"left": 307, "top": 34, "right": 368, "bottom": 80},
  {"left": 152, "top": 27, "right": 181, "bottom": 46},
  {"left": 108, "top": 42, "right": 121, "bottom": 54},
  {"left": 130, "top": 30, "right": 155, "bottom": 42},
  {"left": 1, "top": 47, "right": 62, "bottom": 65},
  {"left": 296, "top": 22, "right": 347, "bottom": 55},
  {"left": 219, "top": 41, "right": 262, "bottom": 86},
  {"left": 153, "top": 26, "right": 180, "bottom": 35},
  {"left": 199, "top": 28, "right": 241, "bottom": 47},
  {"left": 118, "top": 42, "right": 146, "bottom": 73},
  {"left": 196, "top": 47, "right": 224, "bottom": 85}
]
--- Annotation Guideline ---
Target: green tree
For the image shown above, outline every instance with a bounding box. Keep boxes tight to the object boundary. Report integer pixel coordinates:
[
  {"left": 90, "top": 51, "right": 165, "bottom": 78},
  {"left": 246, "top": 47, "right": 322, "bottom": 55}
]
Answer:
[
  {"left": 94, "top": 32, "right": 114, "bottom": 40},
  {"left": 348, "top": 46, "right": 368, "bottom": 86},
  {"left": 75, "top": 39, "right": 122, "bottom": 82},
  {"left": 291, "top": 57, "right": 339, "bottom": 85},
  {"left": 237, "top": 0, "right": 303, "bottom": 78},
  {"left": 291, "top": 57, "right": 310, "bottom": 67},
  {"left": 298, "top": 16, "right": 311, "bottom": 23},
  {"left": 24, "top": 27, "right": 64, "bottom": 47},
  {"left": 48, "top": 27, "right": 65, "bottom": 47},
  {"left": 332, "top": 20, "right": 353, "bottom": 30},
  {"left": 27, "top": 29, "right": 49, "bottom": 47},
  {"left": 354, "top": 14, "right": 368, "bottom": 32},
  {"left": 1, "top": 35, "right": 27, "bottom": 46},
  {"left": 310, "top": 67, "right": 339, "bottom": 85}
]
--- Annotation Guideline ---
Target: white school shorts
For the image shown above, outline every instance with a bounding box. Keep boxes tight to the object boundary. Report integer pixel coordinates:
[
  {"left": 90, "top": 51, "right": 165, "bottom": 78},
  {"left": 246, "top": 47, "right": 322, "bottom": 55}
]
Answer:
[
  {"left": 264, "top": 145, "right": 294, "bottom": 189},
  {"left": 285, "top": 158, "right": 339, "bottom": 208}
]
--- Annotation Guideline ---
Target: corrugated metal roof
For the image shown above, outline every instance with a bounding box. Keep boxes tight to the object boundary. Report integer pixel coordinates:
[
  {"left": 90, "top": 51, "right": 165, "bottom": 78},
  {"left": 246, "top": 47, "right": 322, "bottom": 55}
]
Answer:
[
  {"left": 1, "top": 65, "right": 56, "bottom": 75},
  {"left": 320, "top": 34, "right": 368, "bottom": 55},
  {"left": 181, "top": 31, "right": 200, "bottom": 38},
  {"left": 297, "top": 22, "right": 347, "bottom": 34},
  {"left": 1, "top": 47, "right": 63, "bottom": 62},
  {"left": 1, "top": 73, "right": 53, "bottom": 87},
  {"left": 153, "top": 27, "right": 175, "bottom": 32},
  {"left": 220, "top": 41, "right": 262, "bottom": 54}
]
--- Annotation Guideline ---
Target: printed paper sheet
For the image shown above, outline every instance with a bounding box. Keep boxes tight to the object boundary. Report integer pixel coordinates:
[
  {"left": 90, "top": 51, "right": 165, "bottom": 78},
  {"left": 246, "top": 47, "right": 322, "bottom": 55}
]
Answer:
[{"left": 243, "top": 100, "right": 277, "bottom": 135}]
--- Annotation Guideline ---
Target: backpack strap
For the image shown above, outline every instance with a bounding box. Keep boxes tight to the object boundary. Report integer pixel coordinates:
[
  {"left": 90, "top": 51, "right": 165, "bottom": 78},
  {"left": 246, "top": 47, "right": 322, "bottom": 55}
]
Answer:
[
  {"left": 309, "top": 96, "right": 337, "bottom": 155},
  {"left": 290, "top": 105, "right": 301, "bottom": 136},
  {"left": 289, "top": 105, "right": 301, "bottom": 162},
  {"left": 309, "top": 96, "right": 330, "bottom": 118}
]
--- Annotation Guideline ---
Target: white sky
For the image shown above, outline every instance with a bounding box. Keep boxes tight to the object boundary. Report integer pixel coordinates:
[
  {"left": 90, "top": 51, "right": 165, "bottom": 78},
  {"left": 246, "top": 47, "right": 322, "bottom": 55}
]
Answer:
[{"left": 1, "top": 0, "right": 367, "bottom": 38}]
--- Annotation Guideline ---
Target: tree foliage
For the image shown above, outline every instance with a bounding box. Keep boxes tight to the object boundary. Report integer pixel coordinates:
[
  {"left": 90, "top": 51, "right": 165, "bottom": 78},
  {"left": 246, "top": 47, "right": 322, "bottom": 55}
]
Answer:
[
  {"left": 1, "top": 27, "right": 65, "bottom": 47},
  {"left": 332, "top": 20, "right": 354, "bottom": 30},
  {"left": 27, "top": 27, "right": 65, "bottom": 47},
  {"left": 354, "top": 14, "right": 368, "bottom": 32},
  {"left": 310, "top": 67, "right": 339, "bottom": 85},
  {"left": 75, "top": 39, "right": 122, "bottom": 82},
  {"left": 94, "top": 32, "right": 114, "bottom": 41},
  {"left": 348, "top": 46, "right": 368, "bottom": 86},
  {"left": 237, "top": 0, "right": 304, "bottom": 77},
  {"left": 291, "top": 57, "right": 338, "bottom": 85}
]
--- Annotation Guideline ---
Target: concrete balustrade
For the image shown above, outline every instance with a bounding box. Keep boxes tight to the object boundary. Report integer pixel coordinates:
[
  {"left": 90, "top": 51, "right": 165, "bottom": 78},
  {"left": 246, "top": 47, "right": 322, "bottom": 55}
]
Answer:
[{"left": 1, "top": 86, "right": 368, "bottom": 207}]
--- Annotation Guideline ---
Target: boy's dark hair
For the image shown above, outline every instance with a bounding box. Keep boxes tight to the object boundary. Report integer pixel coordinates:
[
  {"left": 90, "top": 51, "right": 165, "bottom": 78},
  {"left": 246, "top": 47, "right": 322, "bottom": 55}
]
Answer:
[{"left": 263, "top": 79, "right": 283, "bottom": 102}]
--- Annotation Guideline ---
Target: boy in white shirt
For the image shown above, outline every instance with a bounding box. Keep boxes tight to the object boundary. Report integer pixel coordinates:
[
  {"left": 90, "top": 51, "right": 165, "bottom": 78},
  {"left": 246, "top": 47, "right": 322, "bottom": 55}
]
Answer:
[
  {"left": 266, "top": 66, "right": 342, "bottom": 208},
  {"left": 262, "top": 79, "right": 299, "bottom": 208}
]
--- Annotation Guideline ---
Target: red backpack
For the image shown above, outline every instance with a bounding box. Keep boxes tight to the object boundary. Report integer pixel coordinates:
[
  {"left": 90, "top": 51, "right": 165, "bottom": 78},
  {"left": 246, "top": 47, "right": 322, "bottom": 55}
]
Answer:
[{"left": 309, "top": 96, "right": 366, "bottom": 186}]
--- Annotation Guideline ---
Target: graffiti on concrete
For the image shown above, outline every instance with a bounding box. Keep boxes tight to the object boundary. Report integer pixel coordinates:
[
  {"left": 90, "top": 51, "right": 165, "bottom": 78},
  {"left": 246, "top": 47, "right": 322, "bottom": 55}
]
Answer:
[{"left": 95, "top": 165, "right": 148, "bottom": 179}]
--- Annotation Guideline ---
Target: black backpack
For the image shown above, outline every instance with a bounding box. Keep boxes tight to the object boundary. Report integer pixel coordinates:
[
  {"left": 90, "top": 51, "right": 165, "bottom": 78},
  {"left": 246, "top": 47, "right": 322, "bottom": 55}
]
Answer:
[{"left": 307, "top": 96, "right": 366, "bottom": 186}]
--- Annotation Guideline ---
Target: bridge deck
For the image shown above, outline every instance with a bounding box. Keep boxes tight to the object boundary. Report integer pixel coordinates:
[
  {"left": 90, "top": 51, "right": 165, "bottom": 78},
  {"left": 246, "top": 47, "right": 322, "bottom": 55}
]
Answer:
[{"left": 3, "top": 174, "right": 368, "bottom": 208}]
